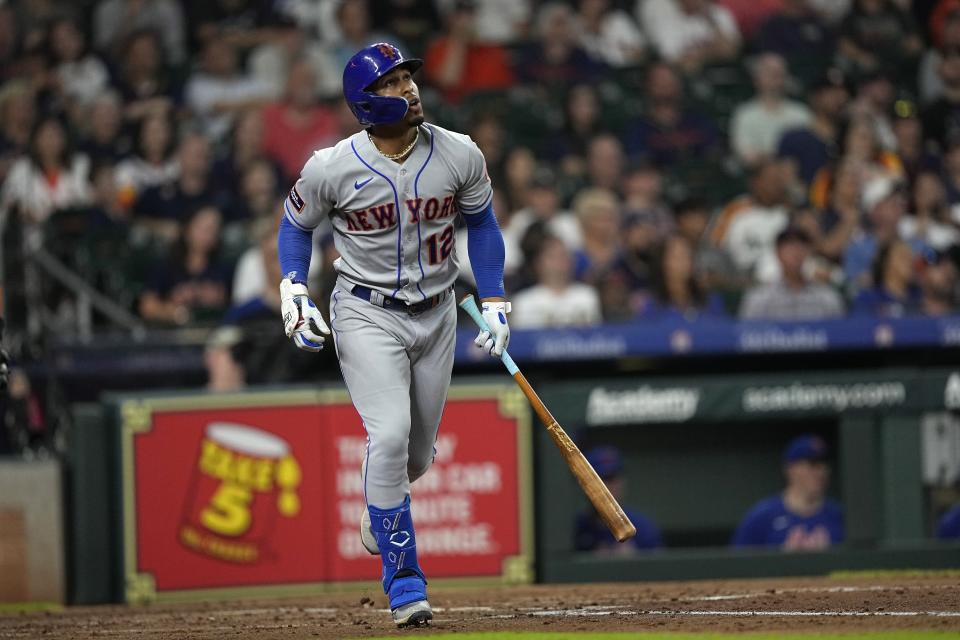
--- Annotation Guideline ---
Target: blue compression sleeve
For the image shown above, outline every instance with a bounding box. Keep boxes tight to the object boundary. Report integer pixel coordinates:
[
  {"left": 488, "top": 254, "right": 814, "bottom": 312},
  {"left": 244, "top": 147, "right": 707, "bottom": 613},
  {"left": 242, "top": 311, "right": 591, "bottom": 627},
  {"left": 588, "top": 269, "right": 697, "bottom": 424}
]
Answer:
[
  {"left": 464, "top": 203, "right": 506, "bottom": 298},
  {"left": 277, "top": 216, "right": 313, "bottom": 284}
]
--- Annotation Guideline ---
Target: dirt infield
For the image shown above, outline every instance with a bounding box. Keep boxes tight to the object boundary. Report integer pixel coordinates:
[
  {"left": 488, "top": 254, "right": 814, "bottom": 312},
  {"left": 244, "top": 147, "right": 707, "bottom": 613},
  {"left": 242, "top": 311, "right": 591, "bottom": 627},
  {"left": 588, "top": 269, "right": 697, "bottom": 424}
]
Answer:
[{"left": 1, "top": 575, "right": 958, "bottom": 639}]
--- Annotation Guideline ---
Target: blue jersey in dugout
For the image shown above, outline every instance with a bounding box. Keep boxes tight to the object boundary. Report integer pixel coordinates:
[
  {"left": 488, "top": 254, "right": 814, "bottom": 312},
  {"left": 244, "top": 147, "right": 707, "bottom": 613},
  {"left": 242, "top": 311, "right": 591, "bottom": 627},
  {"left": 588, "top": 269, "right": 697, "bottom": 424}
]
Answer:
[{"left": 731, "top": 495, "right": 844, "bottom": 550}]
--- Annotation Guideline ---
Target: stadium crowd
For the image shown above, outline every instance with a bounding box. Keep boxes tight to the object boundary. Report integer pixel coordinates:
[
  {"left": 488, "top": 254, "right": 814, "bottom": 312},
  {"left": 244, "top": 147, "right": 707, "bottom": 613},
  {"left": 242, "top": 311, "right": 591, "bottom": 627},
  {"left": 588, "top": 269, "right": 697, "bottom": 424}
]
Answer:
[{"left": 1, "top": 0, "right": 960, "bottom": 339}]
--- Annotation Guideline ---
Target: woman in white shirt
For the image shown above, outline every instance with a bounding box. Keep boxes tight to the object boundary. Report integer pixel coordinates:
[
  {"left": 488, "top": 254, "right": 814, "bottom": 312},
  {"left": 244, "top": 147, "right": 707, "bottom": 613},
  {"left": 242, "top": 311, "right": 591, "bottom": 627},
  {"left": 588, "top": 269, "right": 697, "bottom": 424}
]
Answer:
[
  {"left": 1, "top": 116, "right": 91, "bottom": 226},
  {"left": 114, "top": 113, "right": 179, "bottom": 208},
  {"left": 511, "top": 234, "right": 603, "bottom": 328}
]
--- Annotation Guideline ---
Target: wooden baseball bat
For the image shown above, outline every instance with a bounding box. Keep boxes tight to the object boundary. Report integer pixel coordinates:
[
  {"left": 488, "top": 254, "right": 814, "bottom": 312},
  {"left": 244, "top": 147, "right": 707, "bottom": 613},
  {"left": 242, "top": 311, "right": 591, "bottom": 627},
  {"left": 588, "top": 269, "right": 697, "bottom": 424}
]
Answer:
[{"left": 459, "top": 296, "right": 636, "bottom": 543}]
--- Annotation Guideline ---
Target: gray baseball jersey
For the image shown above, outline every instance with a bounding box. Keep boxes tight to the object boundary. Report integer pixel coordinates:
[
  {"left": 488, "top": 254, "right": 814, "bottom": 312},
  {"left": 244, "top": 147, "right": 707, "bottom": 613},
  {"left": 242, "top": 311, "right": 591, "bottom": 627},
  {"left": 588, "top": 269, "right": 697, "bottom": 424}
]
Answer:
[{"left": 283, "top": 124, "right": 493, "bottom": 302}]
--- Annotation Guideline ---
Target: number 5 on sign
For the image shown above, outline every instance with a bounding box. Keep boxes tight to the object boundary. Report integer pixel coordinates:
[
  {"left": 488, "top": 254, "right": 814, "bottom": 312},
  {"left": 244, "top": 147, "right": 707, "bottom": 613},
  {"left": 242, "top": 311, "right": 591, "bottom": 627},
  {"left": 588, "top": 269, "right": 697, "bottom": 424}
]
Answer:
[
  {"left": 201, "top": 483, "right": 252, "bottom": 536},
  {"left": 426, "top": 225, "right": 454, "bottom": 264}
]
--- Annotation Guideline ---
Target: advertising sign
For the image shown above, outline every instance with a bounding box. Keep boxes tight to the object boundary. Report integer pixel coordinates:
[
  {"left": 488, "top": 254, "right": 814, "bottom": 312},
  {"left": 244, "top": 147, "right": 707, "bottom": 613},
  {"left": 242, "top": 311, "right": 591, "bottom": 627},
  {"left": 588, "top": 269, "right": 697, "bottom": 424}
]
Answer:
[{"left": 120, "top": 387, "right": 532, "bottom": 602}]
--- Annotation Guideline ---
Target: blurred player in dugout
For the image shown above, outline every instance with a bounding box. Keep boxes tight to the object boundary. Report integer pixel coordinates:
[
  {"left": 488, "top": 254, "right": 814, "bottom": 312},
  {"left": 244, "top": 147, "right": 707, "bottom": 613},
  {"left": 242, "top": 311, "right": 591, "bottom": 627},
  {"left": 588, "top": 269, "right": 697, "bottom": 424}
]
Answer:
[
  {"left": 574, "top": 446, "right": 662, "bottom": 554},
  {"left": 732, "top": 434, "right": 845, "bottom": 550}
]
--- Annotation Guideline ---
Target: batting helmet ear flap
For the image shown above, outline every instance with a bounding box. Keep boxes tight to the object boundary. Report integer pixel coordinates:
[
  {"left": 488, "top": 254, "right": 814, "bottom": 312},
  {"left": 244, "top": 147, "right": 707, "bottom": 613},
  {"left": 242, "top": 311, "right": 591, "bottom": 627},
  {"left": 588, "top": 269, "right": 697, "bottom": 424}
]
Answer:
[{"left": 343, "top": 43, "right": 423, "bottom": 126}]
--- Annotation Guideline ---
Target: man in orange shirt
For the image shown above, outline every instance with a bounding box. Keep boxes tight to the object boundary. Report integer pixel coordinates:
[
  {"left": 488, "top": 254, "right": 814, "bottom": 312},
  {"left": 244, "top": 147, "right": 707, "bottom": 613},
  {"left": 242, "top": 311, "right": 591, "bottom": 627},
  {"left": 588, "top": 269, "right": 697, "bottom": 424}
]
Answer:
[{"left": 423, "top": 0, "right": 515, "bottom": 104}]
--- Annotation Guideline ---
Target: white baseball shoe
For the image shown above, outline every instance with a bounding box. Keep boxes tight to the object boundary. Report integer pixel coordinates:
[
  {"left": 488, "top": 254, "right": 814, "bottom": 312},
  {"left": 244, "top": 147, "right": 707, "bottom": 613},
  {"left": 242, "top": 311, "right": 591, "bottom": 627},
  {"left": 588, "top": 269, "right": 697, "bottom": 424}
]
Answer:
[
  {"left": 392, "top": 599, "right": 433, "bottom": 627},
  {"left": 360, "top": 506, "right": 379, "bottom": 555}
]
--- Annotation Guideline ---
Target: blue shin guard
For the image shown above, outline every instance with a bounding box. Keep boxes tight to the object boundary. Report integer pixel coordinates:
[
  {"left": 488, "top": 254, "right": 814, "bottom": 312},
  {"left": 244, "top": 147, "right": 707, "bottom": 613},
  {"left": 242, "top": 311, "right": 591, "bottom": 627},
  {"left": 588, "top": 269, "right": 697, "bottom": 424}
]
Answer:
[{"left": 367, "top": 496, "right": 427, "bottom": 610}]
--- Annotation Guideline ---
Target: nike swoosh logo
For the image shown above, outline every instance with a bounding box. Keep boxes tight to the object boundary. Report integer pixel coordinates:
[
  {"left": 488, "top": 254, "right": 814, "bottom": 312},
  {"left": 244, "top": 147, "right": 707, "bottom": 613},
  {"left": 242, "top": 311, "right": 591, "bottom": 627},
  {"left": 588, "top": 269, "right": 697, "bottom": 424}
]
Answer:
[{"left": 354, "top": 177, "right": 374, "bottom": 190}]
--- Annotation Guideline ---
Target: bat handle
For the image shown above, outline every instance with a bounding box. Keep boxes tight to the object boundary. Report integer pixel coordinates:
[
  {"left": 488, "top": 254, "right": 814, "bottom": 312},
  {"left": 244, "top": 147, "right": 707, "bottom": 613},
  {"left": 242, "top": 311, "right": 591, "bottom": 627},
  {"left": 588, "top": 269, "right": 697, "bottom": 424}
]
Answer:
[{"left": 458, "top": 295, "right": 519, "bottom": 375}]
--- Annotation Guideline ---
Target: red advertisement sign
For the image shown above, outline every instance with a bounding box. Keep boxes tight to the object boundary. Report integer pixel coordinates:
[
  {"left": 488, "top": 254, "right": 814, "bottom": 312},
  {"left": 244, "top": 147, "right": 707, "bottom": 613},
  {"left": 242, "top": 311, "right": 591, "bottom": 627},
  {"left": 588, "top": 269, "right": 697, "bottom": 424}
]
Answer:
[{"left": 121, "top": 388, "right": 531, "bottom": 601}]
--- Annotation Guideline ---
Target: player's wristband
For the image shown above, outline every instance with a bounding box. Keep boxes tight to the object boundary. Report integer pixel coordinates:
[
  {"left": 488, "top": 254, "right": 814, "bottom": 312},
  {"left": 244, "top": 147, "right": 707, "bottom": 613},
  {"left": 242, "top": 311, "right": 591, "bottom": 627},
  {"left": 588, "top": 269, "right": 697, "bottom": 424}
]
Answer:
[{"left": 277, "top": 217, "right": 313, "bottom": 285}]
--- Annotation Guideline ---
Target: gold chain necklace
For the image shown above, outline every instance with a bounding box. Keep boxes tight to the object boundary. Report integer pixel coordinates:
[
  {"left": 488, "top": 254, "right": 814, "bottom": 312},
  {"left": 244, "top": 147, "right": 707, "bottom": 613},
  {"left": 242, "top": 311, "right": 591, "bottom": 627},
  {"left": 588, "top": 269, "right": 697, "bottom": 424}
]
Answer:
[{"left": 368, "top": 128, "right": 419, "bottom": 161}]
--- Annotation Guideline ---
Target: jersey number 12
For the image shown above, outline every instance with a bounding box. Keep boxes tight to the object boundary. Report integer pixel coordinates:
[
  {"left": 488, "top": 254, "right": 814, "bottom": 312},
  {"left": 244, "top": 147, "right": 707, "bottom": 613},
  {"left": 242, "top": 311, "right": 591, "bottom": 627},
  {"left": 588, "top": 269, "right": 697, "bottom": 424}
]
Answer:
[{"left": 426, "top": 225, "right": 454, "bottom": 265}]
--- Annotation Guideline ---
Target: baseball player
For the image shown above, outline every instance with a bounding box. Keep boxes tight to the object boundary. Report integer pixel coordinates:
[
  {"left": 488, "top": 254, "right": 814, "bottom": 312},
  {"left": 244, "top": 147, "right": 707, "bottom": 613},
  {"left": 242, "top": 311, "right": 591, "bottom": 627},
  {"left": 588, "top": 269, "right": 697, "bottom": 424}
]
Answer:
[
  {"left": 276, "top": 43, "right": 509, "bottom": 627},
  {"left": 731, "top": 435, "right": 844, "bottom": 550}
]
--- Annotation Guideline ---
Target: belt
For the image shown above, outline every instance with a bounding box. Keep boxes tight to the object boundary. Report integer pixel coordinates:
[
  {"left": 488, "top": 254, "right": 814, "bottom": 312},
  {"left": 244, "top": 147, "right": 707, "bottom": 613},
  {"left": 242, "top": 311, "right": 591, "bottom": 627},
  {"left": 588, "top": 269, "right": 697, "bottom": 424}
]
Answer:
[{"left": 350, "top": 285, "right": 450, "bottom": 314}]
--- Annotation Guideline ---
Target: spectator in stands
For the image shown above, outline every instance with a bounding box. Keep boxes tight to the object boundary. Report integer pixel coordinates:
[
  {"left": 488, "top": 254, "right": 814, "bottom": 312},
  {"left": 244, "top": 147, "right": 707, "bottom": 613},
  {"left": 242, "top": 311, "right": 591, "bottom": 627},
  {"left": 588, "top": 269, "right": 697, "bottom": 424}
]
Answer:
[
  {"left": 114, "top": 112, "right": 178, "bottom": 210},
  {"left": 0, "top": 5, "right": 19, "bottom": 84},
  {"left": 0, "top": 80, "right": 35, "bottom": 180},
  {"left": 918, "top": 248, "right": 959, "bottom": 316},
  {"left": 139, "top": 206, "right": 232, "bottom": 326},
  {"left": 1, "top": 115, "right": 90, "bottom": 225},
  {"left": 515, "top": 3, "right": 601, "bottom": 91},
  {"left": 621, "top": 160, "right": 673, "bottom": 239},
  {"left": 133, "top": 132, "right": 218, "bottom": 241},
  {"left": 187, "top": 0, "right": 295, "bottom": 53},
  {"left": 756, "top": 0, "right": 833, "bottom": 70},
  {"left": 211, "top": 109, "right": 270, "bottom": 202},
  {"left": 937, "top": 502, "right": 960, "bottom": 538},
  {"left": 901, "top": 171, "right": 960, "bottom": 251},
  {"left": 921, "top": 46, "right": 960, "bottom": 153},
  {"left": 843, "top": 176, "right": 924, "bottom": 289},
  {"left": 732, "top": 434, "right": 844, "bottom": 550},
  {"left": 815, "top": 160, "right": 864, "bottom": 263},
  {"left": 778, "top": 69, "right": 848, "bottom": 187},
  {"left": 837, "top": 0, "right": 922, "bottom": 78},
  {"left": 47, "top": 18, "right": 109, "bottom": 114},
  {"left": 545, "top": 85, "right": 608, "bottom": 187},
  {"left": 639, "top": 0, "right": 741, "bottom": 74},
  {"left": 502, "top": 167, "right": 581, "bottom": 266},
  {"left": 572, "top": 187, "right": 622, "bottom": 284},
  {"left": 424, "top": 0, "right": 516, "bottom": 104},
  {"left": 204, "top": 325, "right": 245, "bottom": 392},
  {"left": 115, "top": 30, "right": 179, "bottom": 124},
  {"left": 719, "top": 0, "right": 783, "bottom": 42},
  {"left": 585, "top": 133, "right": 626, "bottom": 193},
  {"left": 502, "top": 146, "right": 537, "bottom": 213},
  {"left": 511, "top": 234, "right": 602, "bottom": 328},
  {"left": 468, "top": 112, "right": 508, "bottom": 190},
  {"left": 369, "top": 0, "right": 441, "bottom": 54},
  {"left": 326, "top": 0, "right": 403, "bottom": 72},
  {"left": 79, "top": 91, "right": 128, "bottom": 166},
  {"left": 603, "top": 210, "right": 660, "bottom": 321},
  {"left": 809, "top": 117, "right": 903, "bottom": 210},
  {"left": 248, "top": 26, "right": 340, "bottom": 100},
  {"left": 740, "top": 227, "right": 845, "bottom": 320},
  {"left": 711, "top": 159, "right": 791, "bottom": 282},
  {"left": 730, "top": 53, "right": 812, "bottom": 168},
  {"left": 94, "top": 0, "right": 186, "bottom": 65},
  {"left": 851, "top": 238, "right": 920, "bottom": 316},
  {"left": 468, "top": 0, "right": 531, "bottom": 44},
  {"left": 893, "top": 106, "right": 939, "bottom": 185},
  {"left": 849, "top": 71, "right": 897, "bottom": 152},
  {"left": 674, "top": 196, "right": 741, "bottom": 294},
  {"left": 921, "top": 9, "right": 960, "bottom": 106},
  {"left": 576, "top": 0, "right": 646, "bottom": 68},
  {"left": 232, "top": 159, "right": 281, "bottom": 223},
  {"left": 232, "top": 213, "right": 294, "bottom": 306},
  {"left": 637, "top": 235, "right": 727, "bottom": 321},
  {"left": 261, "top": 58, "right": 339, "bottom": 182},
  {"left": 624, "top": 62, "right": 722, "bottom": 168},
  {"left": 941, "top": 135, "right": 960, "bottom": 205},
  {"left": 574, "top": 446, "right": 662, "bottom": 554},
  {"left": 185, "top": 40, "right": 273, "bottom": 142}
]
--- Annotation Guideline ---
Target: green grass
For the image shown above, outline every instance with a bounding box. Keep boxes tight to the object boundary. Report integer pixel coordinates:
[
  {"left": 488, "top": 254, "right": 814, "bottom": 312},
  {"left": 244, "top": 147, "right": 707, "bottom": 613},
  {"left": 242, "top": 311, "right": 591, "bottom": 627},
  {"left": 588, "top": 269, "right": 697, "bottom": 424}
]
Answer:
[
  {"left": 830, "top": 569, "right": 960, "bottom": 579},
  {"left": 0, "top": 602, "right": 63, "bottom": 613},
  {"left": 365, "top": 634, "right": 959, "bottom": 640}
]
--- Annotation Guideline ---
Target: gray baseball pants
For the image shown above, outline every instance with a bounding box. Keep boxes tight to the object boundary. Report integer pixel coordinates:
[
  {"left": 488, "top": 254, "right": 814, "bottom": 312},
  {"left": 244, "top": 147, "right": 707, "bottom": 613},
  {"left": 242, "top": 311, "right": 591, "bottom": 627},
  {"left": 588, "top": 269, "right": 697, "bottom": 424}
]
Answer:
[{"left": 330, "top": 281, "right": 456, "bottom": 510}]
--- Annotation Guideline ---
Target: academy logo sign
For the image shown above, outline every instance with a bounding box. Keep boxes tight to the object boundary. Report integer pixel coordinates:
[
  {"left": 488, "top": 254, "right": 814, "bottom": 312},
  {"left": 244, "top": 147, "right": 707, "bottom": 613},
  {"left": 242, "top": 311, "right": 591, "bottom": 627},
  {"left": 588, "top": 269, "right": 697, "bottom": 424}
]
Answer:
[
  {"left": 586, "top": 386, "right": 700, "bottom": 425},
  {"left": 742, "top": 382, "right": 906, "bottom": 413}
]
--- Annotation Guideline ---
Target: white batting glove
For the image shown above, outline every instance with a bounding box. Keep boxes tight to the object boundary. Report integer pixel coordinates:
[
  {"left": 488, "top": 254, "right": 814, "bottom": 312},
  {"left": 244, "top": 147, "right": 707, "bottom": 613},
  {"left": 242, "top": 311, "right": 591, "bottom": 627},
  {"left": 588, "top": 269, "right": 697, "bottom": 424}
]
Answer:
[
  {"left": 280, "top": 279, "right": 330, "bottom": 352},
  {"left": 475, "top": 301, "right": 511, "bottom": 357}
]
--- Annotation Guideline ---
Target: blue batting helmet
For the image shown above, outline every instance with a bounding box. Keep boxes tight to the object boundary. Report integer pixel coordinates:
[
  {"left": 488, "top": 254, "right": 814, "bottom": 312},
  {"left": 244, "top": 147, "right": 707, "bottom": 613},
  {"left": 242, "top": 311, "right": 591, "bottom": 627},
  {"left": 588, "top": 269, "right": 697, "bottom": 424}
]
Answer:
[{"left": 343, "top": 43, "right": 423, "bottom": 126}]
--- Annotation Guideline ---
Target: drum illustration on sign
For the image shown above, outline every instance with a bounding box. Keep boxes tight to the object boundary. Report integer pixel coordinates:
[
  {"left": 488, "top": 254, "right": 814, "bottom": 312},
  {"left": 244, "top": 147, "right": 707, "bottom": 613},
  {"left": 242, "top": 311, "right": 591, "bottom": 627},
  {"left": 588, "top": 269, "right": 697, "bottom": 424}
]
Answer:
[{"left": 179, "top": 423, "right": 302, "bottom": 563}]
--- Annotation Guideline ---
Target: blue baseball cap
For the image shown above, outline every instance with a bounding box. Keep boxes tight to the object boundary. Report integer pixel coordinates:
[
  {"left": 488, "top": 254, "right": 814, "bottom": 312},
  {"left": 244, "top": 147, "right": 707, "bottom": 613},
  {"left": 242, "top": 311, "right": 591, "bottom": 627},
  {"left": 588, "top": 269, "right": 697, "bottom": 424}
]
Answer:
[
  {"left": 783, "top": 435, "right": 828, "bottom": 464},
  {"left": 587, "top": 446, "right": 623, "bottom": 480}
]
